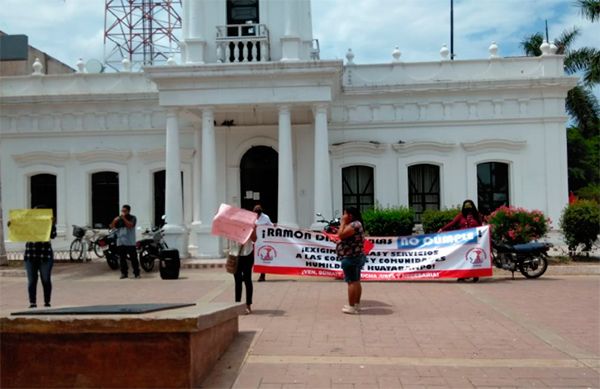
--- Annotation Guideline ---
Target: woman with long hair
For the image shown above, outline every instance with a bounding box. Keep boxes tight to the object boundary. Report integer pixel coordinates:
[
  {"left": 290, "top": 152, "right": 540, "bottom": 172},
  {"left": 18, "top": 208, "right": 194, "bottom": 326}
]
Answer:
[
  {"left": 439, "top": 199, "right": 483, "bottom": 282},
  {"left": 336, "top": 207, "right": 366, "bottom": 314}
]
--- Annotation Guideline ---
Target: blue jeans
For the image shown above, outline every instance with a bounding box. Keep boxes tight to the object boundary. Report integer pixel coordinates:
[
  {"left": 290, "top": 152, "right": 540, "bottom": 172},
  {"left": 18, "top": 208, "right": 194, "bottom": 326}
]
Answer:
[
  {"left": 340, "top": 254, "right": 366, "bottom": 283},
  {"left": 25, "top": 259, "right": 53, "bottom": 305}
]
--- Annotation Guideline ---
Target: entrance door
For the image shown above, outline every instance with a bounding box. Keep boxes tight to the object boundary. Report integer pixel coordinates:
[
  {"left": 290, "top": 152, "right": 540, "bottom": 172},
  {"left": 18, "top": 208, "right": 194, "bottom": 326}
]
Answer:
[{"left": 240, "top": 146, "right": 278, "bottom": 222}]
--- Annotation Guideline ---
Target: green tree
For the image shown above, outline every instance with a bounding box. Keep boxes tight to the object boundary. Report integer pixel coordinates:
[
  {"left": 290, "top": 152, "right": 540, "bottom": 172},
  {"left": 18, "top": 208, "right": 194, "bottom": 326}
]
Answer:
[{"left": 576, "top": 0, "right": 600, "bottom": 22}]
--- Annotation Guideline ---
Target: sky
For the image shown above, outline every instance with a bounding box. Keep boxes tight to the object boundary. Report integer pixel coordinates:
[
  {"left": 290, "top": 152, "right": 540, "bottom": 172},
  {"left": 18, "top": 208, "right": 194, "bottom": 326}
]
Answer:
[{"left": 0, "top": 0, "right": 598, "bottom": 69}]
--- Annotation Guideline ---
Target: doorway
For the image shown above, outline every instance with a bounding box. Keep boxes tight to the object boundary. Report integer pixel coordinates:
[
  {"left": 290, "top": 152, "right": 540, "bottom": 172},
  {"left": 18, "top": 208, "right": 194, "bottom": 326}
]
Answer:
[{"left": 240, "top": 146, "right": 278, "bottom": 222}]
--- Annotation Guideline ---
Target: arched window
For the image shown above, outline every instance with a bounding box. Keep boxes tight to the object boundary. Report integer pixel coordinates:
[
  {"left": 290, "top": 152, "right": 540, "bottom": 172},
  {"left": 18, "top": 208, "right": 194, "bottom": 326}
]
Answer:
[
  {"left": 30, "top": 173, "right": 57, "bottom": 218},
  {"left": 408, "top": 164, "right": 440, "bottom": 222},
  {"left": 342, "top": 166, "right": 374, "bottom": 212},
  {"left": 153, "top": 170, "right": 184, "bottom": 227},
  {"left": 477, "top": 162, "right": 510, "bottom": 215},
  {"left": 91, "top": 172, "right": 119, "bottom": 228}
]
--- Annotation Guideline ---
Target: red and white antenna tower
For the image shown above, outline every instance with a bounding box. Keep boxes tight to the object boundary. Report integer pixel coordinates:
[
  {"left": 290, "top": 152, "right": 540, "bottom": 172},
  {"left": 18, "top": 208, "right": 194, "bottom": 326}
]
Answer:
[{"left": 104, "top": 0, "right": 182, "bottom": 71}]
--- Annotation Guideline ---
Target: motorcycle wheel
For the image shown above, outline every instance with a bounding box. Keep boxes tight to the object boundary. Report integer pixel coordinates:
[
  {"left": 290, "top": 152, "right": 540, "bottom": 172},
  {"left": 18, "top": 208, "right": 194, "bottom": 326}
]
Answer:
[
  {"left": 69, "top": 239, "right": 84, "bottom": 262},
  {"left": 93, "top": 241, "right": 105, "bottom": 258},
  {"left": 519, "top": 255, "right": 548, "bottom": 279},
  {"left": 140, "top": 250, "right": 155, "bottom": 272},
  {"left": 106, "top": 254, "right": 120, "bottom": 270}
]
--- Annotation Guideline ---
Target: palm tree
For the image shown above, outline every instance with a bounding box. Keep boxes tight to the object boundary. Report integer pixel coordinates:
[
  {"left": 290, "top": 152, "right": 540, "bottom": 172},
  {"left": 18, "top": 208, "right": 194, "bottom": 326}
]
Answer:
[
  {"left": 576, "top": 0, "right": 600, "bottom": 22},
  {"left": 520, "top": 27, "right": 599, "bottom": 134}
]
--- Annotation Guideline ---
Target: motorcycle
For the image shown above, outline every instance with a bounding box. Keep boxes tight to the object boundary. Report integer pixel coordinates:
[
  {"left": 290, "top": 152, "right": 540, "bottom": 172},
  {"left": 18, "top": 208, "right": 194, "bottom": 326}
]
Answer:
[
  {"left": 137, "top": 225, "right": 169, "bottom": 272},
  {"left": 314, "top": 213, "right": 340, "bottom": 234},
  {"left": 492, "top": 240, "right": 552, "bottom": 279},
  {"left": 97, "top": 229, "right": 120, "bottom": 270}
]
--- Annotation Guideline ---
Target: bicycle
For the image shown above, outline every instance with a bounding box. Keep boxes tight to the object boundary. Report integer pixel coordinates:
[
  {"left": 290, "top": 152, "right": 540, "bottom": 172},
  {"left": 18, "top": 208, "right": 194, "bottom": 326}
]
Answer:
[{"left": 70, "top": 225, "right": 107, "bottom": 261}]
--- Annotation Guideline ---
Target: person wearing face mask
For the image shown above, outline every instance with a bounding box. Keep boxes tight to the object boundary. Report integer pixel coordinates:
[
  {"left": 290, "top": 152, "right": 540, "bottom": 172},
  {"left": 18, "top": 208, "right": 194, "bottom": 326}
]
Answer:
[
  {"left": 253, "top": 204, "right": 272, "bottom": 282},
  {"left": 439, "top": 199, "right": 483, "bottom": 282}
]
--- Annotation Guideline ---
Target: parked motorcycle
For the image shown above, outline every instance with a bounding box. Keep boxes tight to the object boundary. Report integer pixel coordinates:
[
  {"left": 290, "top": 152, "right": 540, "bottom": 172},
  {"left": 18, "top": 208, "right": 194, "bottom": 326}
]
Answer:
[
  {"left": 314, "top": 213, "right": 340, "bottom": 234},
  {"left": 492, "top": 240, "right": 552, "bottom": 279},
  {"left": 97, "top": 229, "right": 120, "bottom": 270},
  {"left": 137, "top": 226, "right": 169, "bottom": 272}
]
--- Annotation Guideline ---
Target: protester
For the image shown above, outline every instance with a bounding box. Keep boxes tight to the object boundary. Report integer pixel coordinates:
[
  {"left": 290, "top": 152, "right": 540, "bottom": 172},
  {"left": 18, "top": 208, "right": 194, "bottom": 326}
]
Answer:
[
  {"left": 254, "top": 204, "right": 273, "bottom": 282},
  {"left": 439, "top": 199, "right": 483, "bottom": 282},
  {"left": 234, "top": 230, "right": 256, "bottom": 314},
  {"left": 110, "top": 204, "right": 140, "bottom": 279},
  {"left": 11, "top": 206, "right": 57, "bottom": 308},
  {"left": 336, "top": 207, "right": 366, "bottom": 314}
]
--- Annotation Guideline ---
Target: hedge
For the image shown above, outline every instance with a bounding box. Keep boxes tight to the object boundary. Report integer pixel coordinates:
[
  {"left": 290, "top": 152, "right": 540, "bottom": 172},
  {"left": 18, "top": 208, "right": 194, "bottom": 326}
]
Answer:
[
  {"left": 559, "top": 200, "right": 600, "bottom": 252},
  {"left": 362, "top": 206, "right": 414, "bottom": 236},
  {"left": 421, "top": 207, "right": 461, "bottom": 234}
]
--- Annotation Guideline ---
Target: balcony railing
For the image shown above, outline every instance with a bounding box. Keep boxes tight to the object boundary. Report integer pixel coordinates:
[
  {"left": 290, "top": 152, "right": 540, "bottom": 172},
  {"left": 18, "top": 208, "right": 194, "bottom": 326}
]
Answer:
[{"left": 216, "top": 23, "right": 270, "bottom": 63}]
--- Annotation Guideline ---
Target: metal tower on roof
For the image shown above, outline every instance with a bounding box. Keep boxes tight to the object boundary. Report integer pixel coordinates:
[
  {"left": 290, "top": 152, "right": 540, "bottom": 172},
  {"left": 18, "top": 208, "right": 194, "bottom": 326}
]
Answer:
[{"left": 104, "top": 0, "right": 182, "bottom": 71}]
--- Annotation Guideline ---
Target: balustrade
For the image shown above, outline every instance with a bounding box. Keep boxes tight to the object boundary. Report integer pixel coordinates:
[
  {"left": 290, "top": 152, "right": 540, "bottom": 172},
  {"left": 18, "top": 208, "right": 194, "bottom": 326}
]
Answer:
[{"left": 216, "top": 24, "right": 270, "bottom": 63}]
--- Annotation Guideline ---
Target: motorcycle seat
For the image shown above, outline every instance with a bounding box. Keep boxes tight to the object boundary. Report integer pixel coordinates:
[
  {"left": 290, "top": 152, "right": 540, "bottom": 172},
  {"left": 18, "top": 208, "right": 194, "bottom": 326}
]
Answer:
[
  {"left": 512, "top": 242, "right": 550, "bottom": 253},
  {"left": 138, "top": 239, "right": 154, "bottom": 245}
]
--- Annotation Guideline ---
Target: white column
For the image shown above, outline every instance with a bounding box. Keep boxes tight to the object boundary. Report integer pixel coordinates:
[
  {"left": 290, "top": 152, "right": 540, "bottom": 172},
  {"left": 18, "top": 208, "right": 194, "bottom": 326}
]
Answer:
[
  {"left": 163, "top": 109, "right": 188, "bottom": 256},
  {"left": 201, "top": 107, "right": 217, "bottom": 224},
  {"left": 284, "top": 0, "right": 296, "bottom": 37},
  {"left": 277, "top": 105, "right": 297, "bottom": 226},
  {"left": 312, "top": 104, "right": 332, "bottom": 226},
  {"left": 191, "top": 107, "right": 221, "bottom": 257},
  {"left": 281, "top": 0, "right": 300, "bottom": 61},
  {"left": 165, "top": 110, "right": 183, "bottom": 226},
  {"left": 192, "top": 124, "right": 202, "bottom": 223},
  {"left": 185, "top": 0, "right": 206, "bottom": 63}
]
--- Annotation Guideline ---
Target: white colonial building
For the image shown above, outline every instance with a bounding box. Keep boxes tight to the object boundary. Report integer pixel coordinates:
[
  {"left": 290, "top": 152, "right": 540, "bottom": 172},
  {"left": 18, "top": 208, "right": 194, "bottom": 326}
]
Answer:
[{"left": 0, "top": 0, "right": 577, "bottom": 257}]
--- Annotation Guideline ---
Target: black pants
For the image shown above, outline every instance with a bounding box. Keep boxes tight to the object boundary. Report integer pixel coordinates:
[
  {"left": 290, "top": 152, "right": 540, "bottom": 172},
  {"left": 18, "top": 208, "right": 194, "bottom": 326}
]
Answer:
[
  {"left": 234, "top": 254, "right": 254, "bottom": 306},
  {"left": 25, "top": 259, "right": 53, "bottom": 305},
  {"left": 119, "top": 246, "right": 140, "bottom": 277}
]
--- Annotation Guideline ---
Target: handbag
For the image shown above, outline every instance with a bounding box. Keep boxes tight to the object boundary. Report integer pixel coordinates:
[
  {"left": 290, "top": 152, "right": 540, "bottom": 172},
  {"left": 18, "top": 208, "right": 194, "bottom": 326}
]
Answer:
[{"left": 225, "top": 243, "right": 241, "bottom": 274}]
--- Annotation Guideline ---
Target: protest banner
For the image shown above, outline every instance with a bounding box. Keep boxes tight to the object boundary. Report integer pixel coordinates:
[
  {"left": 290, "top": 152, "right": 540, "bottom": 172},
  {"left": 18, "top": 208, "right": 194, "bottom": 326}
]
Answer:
[
  {"left": 8, "top": 209, "right": 53, "bottom": 242},
  {"left": 211, "top": 203, "right": 257, "bottom": 244},
  {"left": 254, "top": 225, "right": 492, "bottom": 280}
]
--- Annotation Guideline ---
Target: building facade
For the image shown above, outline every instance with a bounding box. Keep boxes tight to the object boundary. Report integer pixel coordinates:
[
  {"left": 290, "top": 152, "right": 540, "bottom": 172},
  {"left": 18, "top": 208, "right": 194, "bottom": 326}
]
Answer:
[{"left": 0, "top": 0, "right": 577, "bottom": 257}]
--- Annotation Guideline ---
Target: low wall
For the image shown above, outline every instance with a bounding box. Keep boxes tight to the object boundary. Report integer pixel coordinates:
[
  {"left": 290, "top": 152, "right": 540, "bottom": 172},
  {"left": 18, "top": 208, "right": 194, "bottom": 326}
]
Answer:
[{"left": 0, "top": 302, "right": 245, "bottom": 388}]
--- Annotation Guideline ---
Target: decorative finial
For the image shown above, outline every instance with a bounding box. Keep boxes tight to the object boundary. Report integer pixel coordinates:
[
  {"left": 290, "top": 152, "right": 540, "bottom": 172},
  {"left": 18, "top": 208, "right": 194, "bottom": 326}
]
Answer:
[
  {"left": 440, "top": 44, "right": 450, "bottom": 60},
  {"left": 166, "top": 56, "right": 176, "bottom": 66},
  {"left": 345, "top": 48, "right": 354, "bottom": 65},
  {"left": 549, "top": 41, "right": 558, "bottom": 55},
  {"left": 32, "top": 57, "right": 43, "bottom": 75},
  {"left": 392, "top": 46, "right": 401, "bottom": 62},
  {"left": 76, "top": 58, "right": 85, "bottom": 73},
  {"left": 488, "top": 41, "right": 499, "bottom": 59},
  {"left": 540, "top": 39, "right": 550, "bottom": 56},
  {"left": 122, "top": 58, "right": 131, "bottom": 72}
]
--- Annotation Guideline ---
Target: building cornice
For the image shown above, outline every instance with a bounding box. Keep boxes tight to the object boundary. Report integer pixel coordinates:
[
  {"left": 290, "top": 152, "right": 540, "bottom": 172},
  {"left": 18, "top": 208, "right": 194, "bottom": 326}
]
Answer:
[
  {"left": 461, "top": 139, "right": 527, "bottom": 152},
  {"left": 73, "top": 150, "right": 133, "bottom": 163},
  {"left": 392, "top": 141, "right": 456, "bottom": 154},
  {"left": 12, "top": 151, "right": 70, "bottom": 167},
  {"left": 330, "top": 141, "right": 388, "bottom": 157},
  {"left": 137, "top": 148, "right": 195, "bottom": 163}
]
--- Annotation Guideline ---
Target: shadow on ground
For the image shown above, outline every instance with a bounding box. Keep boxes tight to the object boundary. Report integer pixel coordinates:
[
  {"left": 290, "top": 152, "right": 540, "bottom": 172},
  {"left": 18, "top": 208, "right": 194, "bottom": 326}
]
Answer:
[{"left": 200, "top": 330, "right": 257, "bottom": 389}]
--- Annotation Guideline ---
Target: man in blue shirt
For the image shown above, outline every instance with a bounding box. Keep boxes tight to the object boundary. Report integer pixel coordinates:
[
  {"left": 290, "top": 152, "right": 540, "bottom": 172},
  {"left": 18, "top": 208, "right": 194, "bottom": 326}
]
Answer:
[{"left": 110, "top": 204, "right": 140, "bottom": 279}]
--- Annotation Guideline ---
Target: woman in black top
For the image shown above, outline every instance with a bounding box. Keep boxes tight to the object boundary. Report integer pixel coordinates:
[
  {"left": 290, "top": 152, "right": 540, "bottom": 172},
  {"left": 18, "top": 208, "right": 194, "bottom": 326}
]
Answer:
[{"left": 22, "top": 210, "right": 57, "bottom": 308}]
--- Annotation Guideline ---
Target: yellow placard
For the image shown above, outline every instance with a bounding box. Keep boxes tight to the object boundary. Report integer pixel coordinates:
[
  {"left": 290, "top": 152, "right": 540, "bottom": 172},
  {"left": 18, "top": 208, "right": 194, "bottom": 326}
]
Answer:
[{"left": 8, "top": 209, "right": 53, "bottom": 242}]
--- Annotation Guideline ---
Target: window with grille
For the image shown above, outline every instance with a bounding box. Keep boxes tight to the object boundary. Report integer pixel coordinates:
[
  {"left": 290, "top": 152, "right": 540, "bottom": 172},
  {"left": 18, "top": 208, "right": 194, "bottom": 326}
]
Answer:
[
  {"left": 342, "top": 166, "right": 374, "bottom": 212},
  {"left": 30, "top": 173, "right": 57, "bottom": 219},
  {"left": 91, "top": 172, "right": 119, "bottom": 228},
  {"left": 408, "top": 164, "right": 440, "bottom": 222},
  {"left": 477, "top": 162, "right": 510, "bottom": 215}
]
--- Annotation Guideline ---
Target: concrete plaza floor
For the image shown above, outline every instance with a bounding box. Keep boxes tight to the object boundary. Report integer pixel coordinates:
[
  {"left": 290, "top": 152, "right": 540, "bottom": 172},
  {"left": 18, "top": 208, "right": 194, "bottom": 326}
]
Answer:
[{"left": 1, "top": 262, "right": 598, "bottom": 388}]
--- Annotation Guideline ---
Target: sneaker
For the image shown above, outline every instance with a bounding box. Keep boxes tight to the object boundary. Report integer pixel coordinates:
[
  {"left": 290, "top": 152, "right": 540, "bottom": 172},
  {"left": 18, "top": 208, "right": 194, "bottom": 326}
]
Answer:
[
  {"left": 44, "top": 303, "right": 51, "bottom": 307},
  {"left": 355, "top": 303, "right": 361, "bottom": 312},
  {"left": 258, "top": 274, "right": 266, "bottom": 282},
  {"left": 342, "top": 305, "right": 358, "bottom": 314},
  {"left": 120, "top": 275, "right": 128, "bottom": 279},
  {"left": 29, "top": 303, "right": 37, "bottom": 309}
]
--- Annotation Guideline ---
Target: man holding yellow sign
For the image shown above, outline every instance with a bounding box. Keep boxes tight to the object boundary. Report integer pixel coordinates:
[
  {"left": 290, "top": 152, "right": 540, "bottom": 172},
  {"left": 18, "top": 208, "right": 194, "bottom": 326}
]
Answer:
[{"left": 7, "top": 208, "right": 56, "bottom": 308}]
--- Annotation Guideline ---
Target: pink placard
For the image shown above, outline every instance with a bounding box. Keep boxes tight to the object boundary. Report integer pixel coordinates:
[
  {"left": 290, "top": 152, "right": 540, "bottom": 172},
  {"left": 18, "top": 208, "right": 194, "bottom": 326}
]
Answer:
[{"left": 211, "top": 203, "right": 258, "bottom": 243}]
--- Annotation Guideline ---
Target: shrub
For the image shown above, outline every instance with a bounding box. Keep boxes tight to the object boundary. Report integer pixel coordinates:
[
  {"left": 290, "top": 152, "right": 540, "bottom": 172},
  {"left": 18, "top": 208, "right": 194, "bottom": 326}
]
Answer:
[
  {"left": 421, "top": 207, "right": 461, "bottom": 234},
  {"left": 576, "top": 184, "right": 600, "bottom": 204},
  {"left": 559, "top": 200, "right": 600, "bottom": 252},
  {"left": 486, "top": 206, "right": 551, "bottom": 244},
  {"left": 362, "top": 206, "right": 414, "bottom": 236}
]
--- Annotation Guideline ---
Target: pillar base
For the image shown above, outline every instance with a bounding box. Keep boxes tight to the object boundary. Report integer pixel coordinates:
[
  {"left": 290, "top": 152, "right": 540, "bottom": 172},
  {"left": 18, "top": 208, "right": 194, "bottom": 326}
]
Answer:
[
  {"left": 280, "top": 36, "right": 301, "bottom": 62},
  {"left": 190, "top": 222, "right": 223, "bottom": 258},
  {"left": 186, "top": 38, "right": 206, "bottom": 64},
  {"left": 163, "top": 224, "right": 189, "bottom": 258}
]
